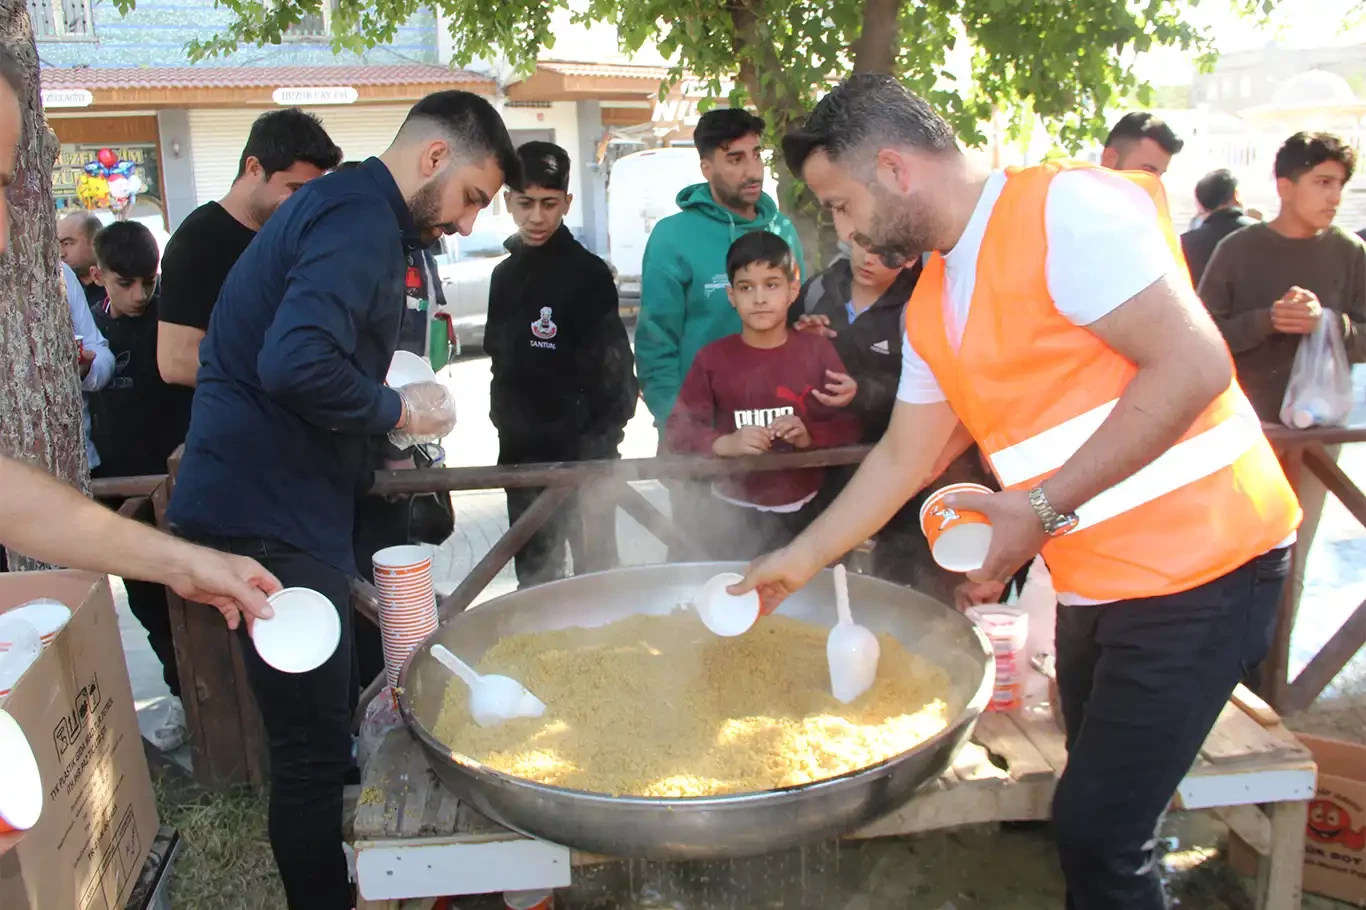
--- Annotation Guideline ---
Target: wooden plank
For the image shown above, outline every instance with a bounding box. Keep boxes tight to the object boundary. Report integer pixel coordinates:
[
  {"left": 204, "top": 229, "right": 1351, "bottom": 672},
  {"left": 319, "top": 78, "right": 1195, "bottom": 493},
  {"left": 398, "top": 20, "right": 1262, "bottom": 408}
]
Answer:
[
  {"left": 227, "top": 623, "right": 269, "bottom": 786},
  {"left": 396, "top": 747, "right": 437, "bottom": 839},
  {"left": 1254, "top": 800, "right": 1307, "bottom": 910},
  {"left": 1176, "top": 759, "right": 1317, "bottom": 811},
  {"left": 971, "top": 712, "right": 1055, "bottom": 782},
  {"left": 89, "top": 474, "right": 166, "bottom": 498},
  {"left": 1261, "top": 446, "right": 1305, "bottom": 710},
  {"left": 1285, "top": 593, "right": 1366, "bottom": 714},
  {"left": 355, "top": 725, "right": 418, "bottom": 839},
  {"left": 1215, "top": 804, "right": 1273, "bottom": 856},
  {"left": 606, "top": 479, "right": 704, "bottom": 559},
  {"left": 853, "top": 775, "right": 1057, "bottom": 839},
  {"left": 1011, "top": 708, "right": 1070, "bottom": 774},
  {"left": 438, "top": 486, "right": 573, "bottom": 619},
  {"left": 1304, "top": 443, "right": 1366, "bottom": 528},
  {"left": 1231, "top": 684, "right": 1281, "bottom": 727},
  {"left": 950, "top": 741, "right": 1010, "bottom": 787},
  {"left": 371, "top": 445, "right": 873, "bottom": 496},
  {"left": 1200, "top": 702, "right": 1299, "bottom": 766},
  {"left": 351, "top": 577, "right": 381, "bottom": 625},
  {"left": 114, "top": 495, "right": 150, "bottom": 520},
  {"left": 456, "top": 800, "right": 516, "bottom": 838}
]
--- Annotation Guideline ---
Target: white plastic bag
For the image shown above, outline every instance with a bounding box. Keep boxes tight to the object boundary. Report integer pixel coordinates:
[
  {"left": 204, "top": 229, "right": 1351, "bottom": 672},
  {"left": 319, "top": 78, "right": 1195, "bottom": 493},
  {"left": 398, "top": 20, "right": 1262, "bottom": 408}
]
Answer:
[{"left": 1279, "top": 314, "right": 1353, "bottom": 429}]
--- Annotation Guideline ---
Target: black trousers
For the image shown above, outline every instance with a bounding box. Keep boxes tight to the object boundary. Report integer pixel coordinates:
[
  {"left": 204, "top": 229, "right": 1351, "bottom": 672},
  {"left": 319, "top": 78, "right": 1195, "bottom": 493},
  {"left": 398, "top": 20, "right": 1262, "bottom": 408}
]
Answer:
[
  {"left": 1051, "top": 547, "right": 1288, "bottom": 910},
  {"left": 124, "top": 579, "right": 180, "bottom": 697},
  {"left": 183, "top": 533, "right": 355, "bottom": 910},
  {"left": 500, "top": 442, "right": 619, "bottom": 589}
]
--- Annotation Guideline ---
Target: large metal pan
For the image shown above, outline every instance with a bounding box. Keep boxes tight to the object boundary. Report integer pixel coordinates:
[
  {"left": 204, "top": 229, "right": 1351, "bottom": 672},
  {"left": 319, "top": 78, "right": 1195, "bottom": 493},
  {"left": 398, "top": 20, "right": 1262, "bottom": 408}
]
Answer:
[{"left": 398, "top": 563, "right": 993, "bottom": 860}]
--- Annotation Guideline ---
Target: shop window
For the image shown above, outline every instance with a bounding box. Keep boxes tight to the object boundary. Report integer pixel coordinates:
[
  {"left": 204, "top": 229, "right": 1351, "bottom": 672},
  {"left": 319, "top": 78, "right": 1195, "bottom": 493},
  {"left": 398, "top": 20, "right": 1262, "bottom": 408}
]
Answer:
[{"left": 29, "top": 0, "right": 94, "bottom": 40}]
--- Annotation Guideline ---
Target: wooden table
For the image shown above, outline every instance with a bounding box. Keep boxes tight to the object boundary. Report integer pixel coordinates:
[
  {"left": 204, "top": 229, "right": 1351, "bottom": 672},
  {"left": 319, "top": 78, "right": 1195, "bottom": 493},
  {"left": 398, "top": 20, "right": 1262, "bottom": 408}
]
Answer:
[{"left": 349, "top": 685, "right": 1316, "bottom": 909}]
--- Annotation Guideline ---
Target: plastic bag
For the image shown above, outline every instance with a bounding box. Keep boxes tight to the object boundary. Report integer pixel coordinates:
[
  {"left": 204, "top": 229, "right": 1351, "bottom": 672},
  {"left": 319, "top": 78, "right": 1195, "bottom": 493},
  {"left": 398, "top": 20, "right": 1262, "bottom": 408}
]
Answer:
[{"left": 1279, "top": 314, "right": 1354, "bottom": 429}]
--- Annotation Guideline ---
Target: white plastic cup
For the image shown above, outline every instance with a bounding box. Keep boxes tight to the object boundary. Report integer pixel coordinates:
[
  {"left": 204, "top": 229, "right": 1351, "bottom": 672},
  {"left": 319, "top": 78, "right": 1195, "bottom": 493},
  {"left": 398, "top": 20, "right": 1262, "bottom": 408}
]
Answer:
[
  {"left": 373, "top": 546, "right": 438, "bottom": 686},
  {"left": 966, "top": 606, "right": 1029, "bottom": 712},
  {"left": 695, "top": 573, "right": 761, "bottom": 637},
  {"left": 250, "top": 588, "right": 342, "bottom": 674},
  {"left": 0, "top": 709, "right": 43, "bottom": 833}
]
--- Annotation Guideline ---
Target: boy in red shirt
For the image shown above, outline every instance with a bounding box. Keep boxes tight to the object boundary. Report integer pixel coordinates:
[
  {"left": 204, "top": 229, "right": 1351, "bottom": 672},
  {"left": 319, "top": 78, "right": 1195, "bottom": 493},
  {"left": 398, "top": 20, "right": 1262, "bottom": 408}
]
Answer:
[{"left": 665, "top": 232, "right": 861, "bottom": 559}]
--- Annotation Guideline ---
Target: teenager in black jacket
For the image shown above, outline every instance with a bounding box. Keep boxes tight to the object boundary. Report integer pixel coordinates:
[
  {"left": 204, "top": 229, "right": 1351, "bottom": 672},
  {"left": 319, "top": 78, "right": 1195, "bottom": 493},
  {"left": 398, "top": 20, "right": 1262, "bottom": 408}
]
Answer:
[
  {"left": 793, "top": 240, "right": 993, "bottom": 603},
  {"left": 487, "top": 141, "right": 638, "bottom": 587}
]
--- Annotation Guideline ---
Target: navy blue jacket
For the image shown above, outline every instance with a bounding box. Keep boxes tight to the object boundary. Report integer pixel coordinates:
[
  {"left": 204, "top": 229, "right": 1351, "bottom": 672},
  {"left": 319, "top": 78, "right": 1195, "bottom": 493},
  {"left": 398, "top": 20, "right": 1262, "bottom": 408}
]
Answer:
[{"left": 168, "top": 158, "right": 415, "bottom": 574}]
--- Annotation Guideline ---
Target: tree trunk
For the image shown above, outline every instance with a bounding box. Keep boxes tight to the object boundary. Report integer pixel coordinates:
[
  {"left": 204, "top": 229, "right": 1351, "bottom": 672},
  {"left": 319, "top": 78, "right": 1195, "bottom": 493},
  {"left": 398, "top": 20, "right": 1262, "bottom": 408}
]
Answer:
[
  {"left": 0, "top": 0, "right": 89, "bottom": 571},
  {"left": 852, "top": 0, "right": 904, "bottom": 73}
]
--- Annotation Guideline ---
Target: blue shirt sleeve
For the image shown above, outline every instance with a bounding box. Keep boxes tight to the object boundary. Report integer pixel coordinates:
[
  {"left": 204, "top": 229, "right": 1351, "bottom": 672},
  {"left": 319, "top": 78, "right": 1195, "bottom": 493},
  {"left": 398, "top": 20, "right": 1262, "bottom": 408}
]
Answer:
[{"left": 255, "top": 195, "right": 404, "bottom": 435}]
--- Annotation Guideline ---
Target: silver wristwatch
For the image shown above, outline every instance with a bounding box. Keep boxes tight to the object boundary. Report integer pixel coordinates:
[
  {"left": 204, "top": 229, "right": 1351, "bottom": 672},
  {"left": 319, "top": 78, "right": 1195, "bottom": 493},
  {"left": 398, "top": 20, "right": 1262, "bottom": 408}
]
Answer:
[{"left": 1028, "top": 486, "right": 1079, "bottom": 537}]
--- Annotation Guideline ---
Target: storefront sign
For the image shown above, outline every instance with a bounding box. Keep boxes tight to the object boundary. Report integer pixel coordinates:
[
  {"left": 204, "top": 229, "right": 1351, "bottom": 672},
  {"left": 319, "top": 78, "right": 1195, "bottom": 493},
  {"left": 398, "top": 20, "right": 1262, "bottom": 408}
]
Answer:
[
  {"left": 41, "top": 89, "right": 93, "bottom": 109},
  {"left": 271, "top": 86, "right": 358, "bottom": 106},
  {"left": 53, "top": 143, "right": 161, "bottom": 214}
]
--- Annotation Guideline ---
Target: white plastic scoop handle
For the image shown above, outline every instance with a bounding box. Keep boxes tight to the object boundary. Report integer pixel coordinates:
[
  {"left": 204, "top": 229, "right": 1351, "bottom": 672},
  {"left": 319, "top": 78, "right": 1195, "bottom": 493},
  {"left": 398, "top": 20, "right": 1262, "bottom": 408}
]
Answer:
[
  {"left": 431, "top": 644, "right": 547, "bottom": 728},
  {"left": 826, "top": 565, "right": 881, "bottom": 704}
]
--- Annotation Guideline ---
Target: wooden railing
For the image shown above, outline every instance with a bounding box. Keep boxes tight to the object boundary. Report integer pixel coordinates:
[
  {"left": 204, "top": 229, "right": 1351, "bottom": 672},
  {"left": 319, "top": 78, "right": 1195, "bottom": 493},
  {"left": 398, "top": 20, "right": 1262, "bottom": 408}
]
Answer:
[{"left": 90, "top": 428, "right": 1366, "bottom": 787}]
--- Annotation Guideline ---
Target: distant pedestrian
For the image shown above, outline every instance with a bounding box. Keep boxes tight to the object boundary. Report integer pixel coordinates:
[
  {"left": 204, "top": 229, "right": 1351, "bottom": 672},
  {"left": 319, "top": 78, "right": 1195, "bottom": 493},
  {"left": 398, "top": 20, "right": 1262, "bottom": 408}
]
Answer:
[{"left": 1181, "top": 168, "right": 1256, "bottom": 287}]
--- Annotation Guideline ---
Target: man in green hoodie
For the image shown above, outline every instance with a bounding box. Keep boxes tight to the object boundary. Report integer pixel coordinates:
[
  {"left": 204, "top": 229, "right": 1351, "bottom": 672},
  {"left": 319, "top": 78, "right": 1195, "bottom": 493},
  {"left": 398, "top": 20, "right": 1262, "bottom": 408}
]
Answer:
[{"left": 637, "top": 108, "right": 807, "bottom": 428}]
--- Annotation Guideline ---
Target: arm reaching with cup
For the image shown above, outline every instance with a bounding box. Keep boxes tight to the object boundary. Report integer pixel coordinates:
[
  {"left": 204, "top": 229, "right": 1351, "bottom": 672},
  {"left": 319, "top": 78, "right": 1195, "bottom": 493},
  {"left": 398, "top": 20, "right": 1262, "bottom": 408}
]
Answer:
[
  {"left": 391, "top": 381, "right": 457, "bottom": 449},
  {"left": 729, "top": 399, "right": 961, "bottom": 612},
  {"left": 0, "top": 456, "right": 279, "bottom": 629}
]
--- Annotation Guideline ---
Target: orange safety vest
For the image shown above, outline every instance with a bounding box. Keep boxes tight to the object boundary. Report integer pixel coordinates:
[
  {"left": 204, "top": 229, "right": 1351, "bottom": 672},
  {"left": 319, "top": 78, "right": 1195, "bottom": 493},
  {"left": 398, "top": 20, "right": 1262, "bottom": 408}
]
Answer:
[{"left": 906, "top": 162, "right": 1301, "bottom": 602}]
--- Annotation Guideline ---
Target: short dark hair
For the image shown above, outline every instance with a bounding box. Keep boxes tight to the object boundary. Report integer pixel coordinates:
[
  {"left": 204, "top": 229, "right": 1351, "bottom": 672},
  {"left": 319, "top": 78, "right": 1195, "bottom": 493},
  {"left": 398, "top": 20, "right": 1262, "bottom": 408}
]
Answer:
[
  {"left": 236, "top": 108, "right": 342, "bottom": 180},
  {"left": 94, "top": 221, "right": 159, "bottom": 279},
  {"left": 695, "top": 108, "right": 766, "bottom": 159},
  {"left": 1194, "top": 169, "right": 1239, "bottom": 211},
  {"left": 783, "top": 73, "right": 957, "bottom": 178},
  {"left": 1104, "top": 112, "right": 1184, "bottom": 156},
  {"left": 1274, "top": 131, "right": 1357, "bottom": 182},
  {"left": 516, "top": 141, "right": 570, "bottom": 193},
  {"left": 400, "top": 90, "right": 522, "bottom": 191},
  {"left": 0, "top": 50, "right": 25, "bottom": 99},
  {"left": 726, "top": 231, "right": 795, "bottom": 282}
]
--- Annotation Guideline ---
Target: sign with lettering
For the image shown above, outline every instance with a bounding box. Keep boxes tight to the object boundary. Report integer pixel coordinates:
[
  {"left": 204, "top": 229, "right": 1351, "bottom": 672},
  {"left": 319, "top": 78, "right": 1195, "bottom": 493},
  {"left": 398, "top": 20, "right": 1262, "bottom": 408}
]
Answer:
[
  {"left": 272, "top": 86, "right": 358, "bottom": 106},
  {"left": 41, "top": 89, "right": 93, "bottom": 109}
]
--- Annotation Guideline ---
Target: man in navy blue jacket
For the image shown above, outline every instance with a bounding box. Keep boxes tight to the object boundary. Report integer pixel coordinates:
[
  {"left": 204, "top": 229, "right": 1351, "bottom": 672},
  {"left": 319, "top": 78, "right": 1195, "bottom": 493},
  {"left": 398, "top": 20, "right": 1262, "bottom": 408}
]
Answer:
[{"left": 167, "top": 91, "right": 519, "bottom": 910}]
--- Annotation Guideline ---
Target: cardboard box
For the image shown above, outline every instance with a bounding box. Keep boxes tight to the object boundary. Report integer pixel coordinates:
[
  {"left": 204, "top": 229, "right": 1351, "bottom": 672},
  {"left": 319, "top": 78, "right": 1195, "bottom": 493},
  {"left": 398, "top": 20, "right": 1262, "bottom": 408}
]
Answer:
[
  {"left": 1230, "top": 732, "right": 1366, "bottom": 906},
  {"left": 0, "top": 571, "right": 159, "bottom": 910}
]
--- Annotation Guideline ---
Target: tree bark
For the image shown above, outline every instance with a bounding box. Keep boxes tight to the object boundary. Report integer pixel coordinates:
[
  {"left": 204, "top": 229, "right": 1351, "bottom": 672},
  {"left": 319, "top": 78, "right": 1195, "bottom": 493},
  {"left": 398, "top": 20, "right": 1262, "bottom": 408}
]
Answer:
[
  {"left": 852, "top": 0, "right": 904, "bottom": 73},
  {"left": 0, "top": 0, "right": 89, "bottom": 571}
]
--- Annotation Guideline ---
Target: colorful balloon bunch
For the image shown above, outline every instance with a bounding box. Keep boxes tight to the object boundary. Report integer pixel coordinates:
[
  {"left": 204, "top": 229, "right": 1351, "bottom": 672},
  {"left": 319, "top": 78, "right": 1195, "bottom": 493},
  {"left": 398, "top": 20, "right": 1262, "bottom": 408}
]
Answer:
[{"left": 77, "top": 147, "right": 145, "bottom": 213}]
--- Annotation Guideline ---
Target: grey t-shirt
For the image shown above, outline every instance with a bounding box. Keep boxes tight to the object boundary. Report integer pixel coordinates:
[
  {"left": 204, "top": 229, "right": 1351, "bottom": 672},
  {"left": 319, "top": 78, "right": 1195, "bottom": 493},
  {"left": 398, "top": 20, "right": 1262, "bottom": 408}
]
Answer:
[{"left": 1197, "top": 223, "right": 1366, "bottom": 420}]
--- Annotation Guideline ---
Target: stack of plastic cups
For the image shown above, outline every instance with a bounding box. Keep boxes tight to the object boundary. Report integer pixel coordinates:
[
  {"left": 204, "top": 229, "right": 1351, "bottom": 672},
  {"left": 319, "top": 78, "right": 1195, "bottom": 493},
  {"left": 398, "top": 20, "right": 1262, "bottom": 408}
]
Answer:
[
  {"left": 965, "top": 606, "right": 1029, "bottom": 713},
  {"left": 372, "top": 545, "right": 439, "bottom": 688}
]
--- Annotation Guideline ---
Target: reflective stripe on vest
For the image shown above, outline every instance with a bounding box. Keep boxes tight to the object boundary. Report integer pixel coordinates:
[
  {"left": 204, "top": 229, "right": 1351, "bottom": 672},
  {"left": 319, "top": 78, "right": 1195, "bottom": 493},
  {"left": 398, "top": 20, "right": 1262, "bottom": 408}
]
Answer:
[
  {"left": 905, "top": 161, "right": 1301, "bottom": 601},
  {"left": 989, "top": 395, "right": 1263, "bottom": 532}
]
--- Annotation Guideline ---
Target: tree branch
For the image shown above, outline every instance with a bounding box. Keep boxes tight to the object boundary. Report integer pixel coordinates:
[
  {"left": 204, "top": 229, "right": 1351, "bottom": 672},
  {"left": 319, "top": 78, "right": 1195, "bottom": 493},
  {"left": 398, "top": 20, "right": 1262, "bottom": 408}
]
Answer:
[{"left": 852, "top": 0, "right": 905, "bottom": 73}]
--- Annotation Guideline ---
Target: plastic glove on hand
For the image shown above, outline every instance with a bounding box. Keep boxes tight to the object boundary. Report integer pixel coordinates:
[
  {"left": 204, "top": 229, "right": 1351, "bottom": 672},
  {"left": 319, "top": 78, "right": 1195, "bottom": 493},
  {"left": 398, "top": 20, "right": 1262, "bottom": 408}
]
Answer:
[{"left": 391, "top": 381, "right": 457, "bottom": 448}]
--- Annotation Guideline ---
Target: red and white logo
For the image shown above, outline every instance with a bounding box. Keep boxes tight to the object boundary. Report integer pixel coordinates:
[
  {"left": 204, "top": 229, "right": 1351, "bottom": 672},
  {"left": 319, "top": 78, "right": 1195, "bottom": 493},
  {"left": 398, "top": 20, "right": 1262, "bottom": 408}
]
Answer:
[{"left": 531, "top": 307, "right": 558, "bottom": 340}]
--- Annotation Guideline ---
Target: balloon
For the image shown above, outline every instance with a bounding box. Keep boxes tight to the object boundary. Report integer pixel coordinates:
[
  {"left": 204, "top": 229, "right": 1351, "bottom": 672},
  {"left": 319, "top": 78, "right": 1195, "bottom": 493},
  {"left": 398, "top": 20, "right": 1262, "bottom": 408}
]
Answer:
[{"left": 96, "top": 147, "right": 117, "bottom": 169}]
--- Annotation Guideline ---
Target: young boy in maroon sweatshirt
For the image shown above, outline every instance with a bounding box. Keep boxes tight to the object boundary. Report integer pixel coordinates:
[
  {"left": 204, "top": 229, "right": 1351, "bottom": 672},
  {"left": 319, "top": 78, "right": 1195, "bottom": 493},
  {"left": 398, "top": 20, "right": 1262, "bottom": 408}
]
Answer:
[{"left": 665, "top": 232, "right": 861, "bottom": 560}]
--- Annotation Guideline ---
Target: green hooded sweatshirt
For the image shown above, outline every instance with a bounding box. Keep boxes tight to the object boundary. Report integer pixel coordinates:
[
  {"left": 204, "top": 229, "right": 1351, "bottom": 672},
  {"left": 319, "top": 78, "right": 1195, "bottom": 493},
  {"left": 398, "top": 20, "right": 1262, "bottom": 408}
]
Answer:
[{"left": 636, "top": 183, "right": 807, "bottom": 428}]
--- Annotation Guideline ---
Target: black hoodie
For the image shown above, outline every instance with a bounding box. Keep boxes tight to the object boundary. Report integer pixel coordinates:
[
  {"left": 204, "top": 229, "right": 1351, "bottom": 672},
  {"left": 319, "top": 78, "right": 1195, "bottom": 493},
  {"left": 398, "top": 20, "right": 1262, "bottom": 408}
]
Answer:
[
  {"left": 486, "top": 225, "right": 638, "bottom": 460},
  {"left": 792, "top": 257, "right": 922, "bottom": 442}
]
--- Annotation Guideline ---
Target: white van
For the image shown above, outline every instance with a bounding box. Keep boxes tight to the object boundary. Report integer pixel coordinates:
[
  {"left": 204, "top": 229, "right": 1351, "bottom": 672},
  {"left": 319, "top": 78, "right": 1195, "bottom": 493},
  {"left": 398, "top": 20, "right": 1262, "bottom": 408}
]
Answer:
[{"left": 607, "top": 146, "right": 779, "bottom": 306}]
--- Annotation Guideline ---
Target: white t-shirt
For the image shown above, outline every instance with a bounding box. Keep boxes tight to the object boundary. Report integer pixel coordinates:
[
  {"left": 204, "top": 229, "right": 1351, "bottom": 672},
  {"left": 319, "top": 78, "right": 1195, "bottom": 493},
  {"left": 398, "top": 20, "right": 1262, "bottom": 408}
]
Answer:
[{"left": 896, "top": 168, "right": 1175, "bottom": 405}]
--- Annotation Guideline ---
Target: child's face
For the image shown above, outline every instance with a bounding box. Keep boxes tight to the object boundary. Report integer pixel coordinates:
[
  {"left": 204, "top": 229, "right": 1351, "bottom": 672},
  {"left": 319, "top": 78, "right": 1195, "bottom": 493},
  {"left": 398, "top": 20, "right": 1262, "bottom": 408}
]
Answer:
[
  {"left": 95, "top": 266, "right": 156, "bottom": 317},
  {"left": 727, "top": 262, "right": 798, "bottom": 333},
  {"left": 849, "top": 237, "right": 902, "bottom": 291},
  {"left": 506, "top": 185, "right": 572, "bottom": 247}
]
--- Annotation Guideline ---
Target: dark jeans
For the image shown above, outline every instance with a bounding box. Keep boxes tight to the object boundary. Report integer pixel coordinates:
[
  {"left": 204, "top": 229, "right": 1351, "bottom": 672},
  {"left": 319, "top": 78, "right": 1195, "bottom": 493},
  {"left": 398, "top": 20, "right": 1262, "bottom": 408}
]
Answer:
[
  {"left": 701, "top": 494, "right": 819, "bottom": 562},
  {"left": 1052, "top": 547, "right": 1289, "bottom": 910},
  {"left": 124, "top": 579, "right": 180, "bottom": 697},
  {"left": 183, "top": 533, "right": 355, "bottom": 910}
]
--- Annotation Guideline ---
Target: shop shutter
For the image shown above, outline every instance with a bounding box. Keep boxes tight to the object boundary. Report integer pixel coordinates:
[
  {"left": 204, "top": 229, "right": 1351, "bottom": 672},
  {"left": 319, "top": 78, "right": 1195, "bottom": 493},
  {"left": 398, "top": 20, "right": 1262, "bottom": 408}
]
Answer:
[{"left": 188, "top": 105, "right": 411, "bottom": 207}]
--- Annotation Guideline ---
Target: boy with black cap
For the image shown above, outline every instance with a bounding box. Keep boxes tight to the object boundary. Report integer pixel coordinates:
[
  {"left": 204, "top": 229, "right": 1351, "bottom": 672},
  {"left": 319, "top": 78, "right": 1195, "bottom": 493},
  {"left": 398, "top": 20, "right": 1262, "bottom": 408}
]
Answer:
[{"left": 486, "top": 141, "right": 637, "bottom": 587}]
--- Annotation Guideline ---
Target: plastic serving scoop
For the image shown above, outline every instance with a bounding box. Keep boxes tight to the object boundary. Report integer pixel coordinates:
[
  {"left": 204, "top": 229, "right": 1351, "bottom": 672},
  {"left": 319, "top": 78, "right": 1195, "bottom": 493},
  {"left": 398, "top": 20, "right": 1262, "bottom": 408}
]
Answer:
[
  {"left": 431, "top": 644, "right": 547, "bottom": 728},
  {"left": 826, "top": 565, "right": 880, "bottom": 703}
]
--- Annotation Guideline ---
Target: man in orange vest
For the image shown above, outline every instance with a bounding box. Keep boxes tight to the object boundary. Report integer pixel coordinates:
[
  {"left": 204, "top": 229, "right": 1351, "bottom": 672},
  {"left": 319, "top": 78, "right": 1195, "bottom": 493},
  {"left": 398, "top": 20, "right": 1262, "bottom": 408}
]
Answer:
[{"left": 732, "top": 74, "right": 1301, "bottom": 909}]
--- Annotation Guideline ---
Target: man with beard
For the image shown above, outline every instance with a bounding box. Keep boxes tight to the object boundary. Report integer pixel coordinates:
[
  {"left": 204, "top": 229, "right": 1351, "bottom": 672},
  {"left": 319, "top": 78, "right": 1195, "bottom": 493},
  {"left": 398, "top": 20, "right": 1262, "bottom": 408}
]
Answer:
[
  {"left": 165, "top": 91, "right": 518, "bottom": 909},
  {"left": 157, "top": 108, "right": 341, "bottom": 402},
  {"left": 637, "top": 108, "right": 810, "bottom": 555},
  {"left": 733, "top": 74, "right": 1300, "bottom": 910}
]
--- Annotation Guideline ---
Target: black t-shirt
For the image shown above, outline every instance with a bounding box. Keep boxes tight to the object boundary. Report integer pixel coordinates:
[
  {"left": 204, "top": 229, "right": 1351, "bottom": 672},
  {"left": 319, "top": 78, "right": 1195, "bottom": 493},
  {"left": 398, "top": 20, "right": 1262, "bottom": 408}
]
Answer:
[
  {"left": 159, "top": 201, "right": 257, "bottom": 331},
  {"left": 81, "top": 279, "right": 105, "bottom": 308},
  {"left": 89, "top": 297, "right": 192, "bottom": 477}
]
